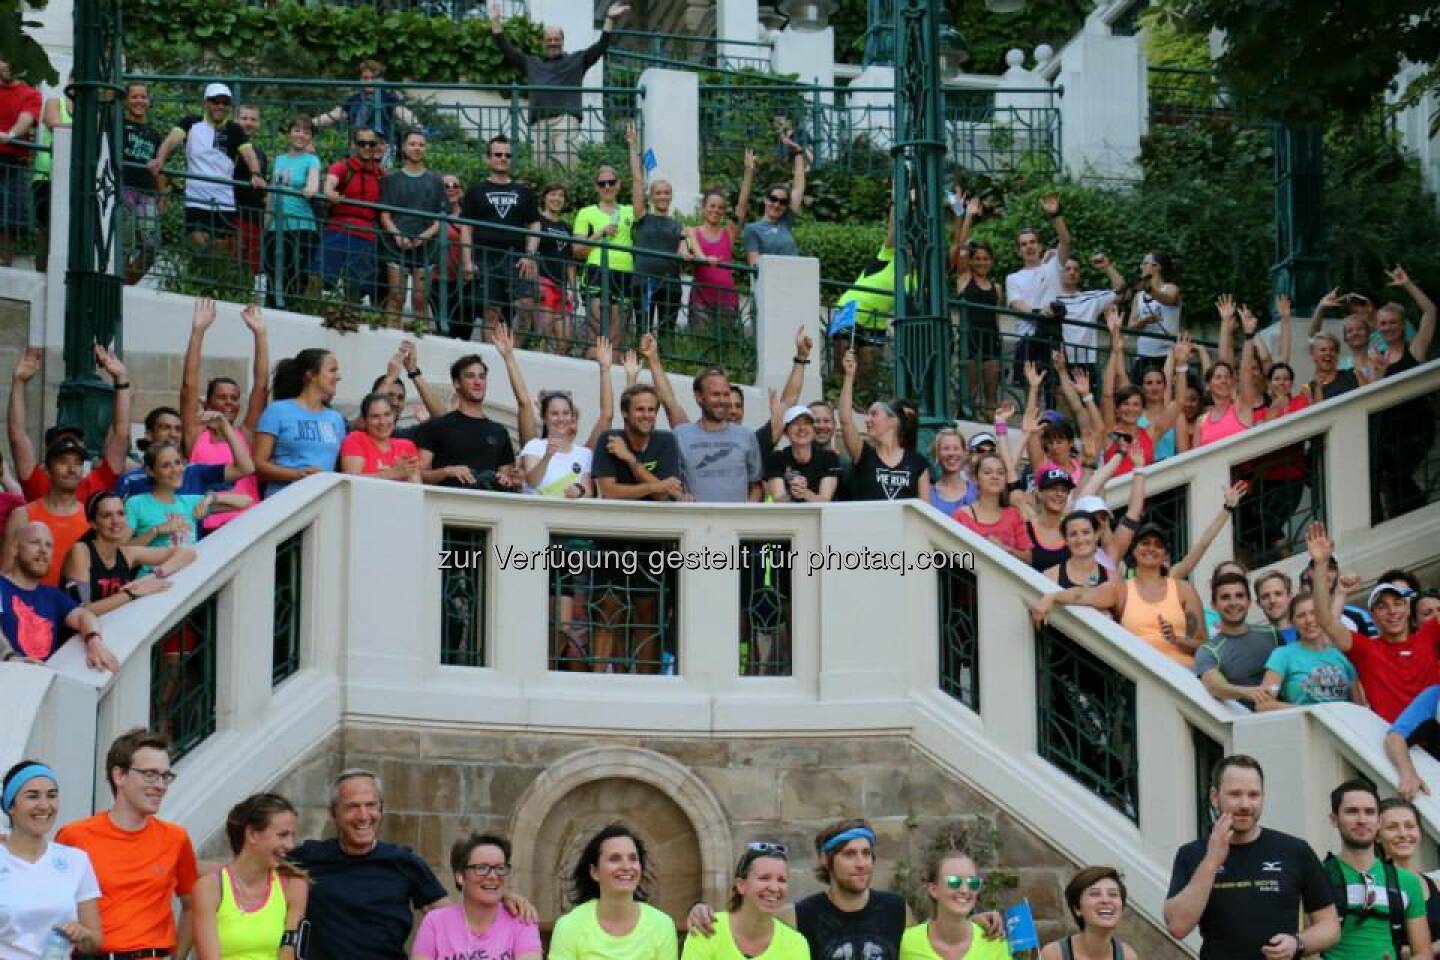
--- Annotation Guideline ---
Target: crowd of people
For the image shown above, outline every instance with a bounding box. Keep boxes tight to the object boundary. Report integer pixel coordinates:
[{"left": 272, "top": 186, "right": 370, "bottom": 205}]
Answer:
[{"left": 5, "top": 734, "right": 1437, "bottom": 960}]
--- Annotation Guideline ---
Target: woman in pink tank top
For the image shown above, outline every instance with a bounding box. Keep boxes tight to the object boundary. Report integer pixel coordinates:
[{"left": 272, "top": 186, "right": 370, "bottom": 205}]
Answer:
[
  {"left": 179, "top": 299, "right": 269, "bottom": 531},
  {"left": 1193, "top": 360, "right": 1259, "bottom": 447},
  {"left": 686, "top": 153, "right": 755, "bottom": 332}
]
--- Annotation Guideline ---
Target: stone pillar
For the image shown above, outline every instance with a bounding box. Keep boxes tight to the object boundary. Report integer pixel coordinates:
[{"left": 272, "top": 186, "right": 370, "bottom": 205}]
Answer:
[
  {"left": 715, "top": 0, "right": 760, "bottom": 60},
  {"left": 638, "top": 69, "right": 700, "bottom": 215},
  {"left": 754, "top": 255, "right": 822, "bottom": 398},
  {"left": 1057, "top": 28, "right": 1145, "bottom": 180},
  {"left": 772, "top": 25, "right": 834, "bottom": 88}
]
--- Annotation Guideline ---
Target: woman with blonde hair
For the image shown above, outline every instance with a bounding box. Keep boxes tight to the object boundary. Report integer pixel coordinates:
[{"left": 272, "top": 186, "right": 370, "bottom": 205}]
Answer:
[{"left": 899, "top": 850, "right": 1009, "bottom": 960}]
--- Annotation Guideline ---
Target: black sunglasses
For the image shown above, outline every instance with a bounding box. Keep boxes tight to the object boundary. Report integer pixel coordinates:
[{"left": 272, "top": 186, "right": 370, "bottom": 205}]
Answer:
[
  {"left": 490, "top": 152, "right": 511, "bottom": 159},
  {"left": 207, "top": 97, "right": 232, "bottom": 105},
  {"left": 767, "top": 194, "right": 789, "bottom": 205},
  {"left": 355, "top": 138, "right": 381, "bottom": 147},
  {"left": 596, "top": 178, "right": 619, "bottom": 187}
]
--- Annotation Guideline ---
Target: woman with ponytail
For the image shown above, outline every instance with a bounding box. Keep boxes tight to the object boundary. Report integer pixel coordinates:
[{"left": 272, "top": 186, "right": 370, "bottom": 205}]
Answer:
[
  {"left": 63, "top": 491, "right": 195, "bottom": 615},
  {"left": 837, "top": 349, "right": 930, "bottom": 502},
  {"left": 254, "top": 349, "right": 347, "bottom": 496},
  {"left": 193, "top": 793, "right": 308, "bottom": 960}
]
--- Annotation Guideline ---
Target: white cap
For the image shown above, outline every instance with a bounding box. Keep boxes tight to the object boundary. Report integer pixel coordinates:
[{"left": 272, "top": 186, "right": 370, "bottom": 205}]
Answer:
[
  {"left": 966, "top": 430, "right": 997, "bottom": 450},
  {"left": 1074, "top": 495, "right": 1108, "bottom": 515},
  {"left": 1369, "top": 583, "right": 1414, "bottom": 608},
  {"left": 782, "top": 405, "right": 815, "bottom": 428},
  {"left": 204, "top": 82, "right": 233, "bottom": 100}
]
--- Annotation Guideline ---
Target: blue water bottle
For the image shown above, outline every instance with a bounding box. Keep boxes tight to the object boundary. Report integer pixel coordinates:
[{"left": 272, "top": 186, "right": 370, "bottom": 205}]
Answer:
[{"left": 660, "top": 651, "right": 676, "bottom": 675}]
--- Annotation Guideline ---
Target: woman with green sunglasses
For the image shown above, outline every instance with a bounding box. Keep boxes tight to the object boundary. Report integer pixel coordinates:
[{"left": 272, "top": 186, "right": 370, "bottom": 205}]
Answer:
[{"left": 900, "top": 851, "right": 1010, "bottom": 960}]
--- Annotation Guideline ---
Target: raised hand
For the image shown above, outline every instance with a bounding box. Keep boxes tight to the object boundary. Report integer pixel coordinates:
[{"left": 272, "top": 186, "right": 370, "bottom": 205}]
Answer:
[
  {"left": 492, "top": 323, "right": 515, "bottom": 356},
  {"left": 622, "top": 349, "right": 639, "bottom": 381},
  {"left": 995, "top": 398, "right": 1017, "bottom": 423},
  {"left": 386, "top": 347, "right": 405, "bottom": 379},
  {"left": 1274, "top": 294, "right": 1291, "bottom": 320},
  {"left": 743, "top": 148, "right": 757, "bottom": 173},
  {"left": 1104, "top": 304, "right": 1123, "bottom": 337},
  {"left": 1021, "top": 408, "right": 1041, "bottom": 435},
  {"left": 606, "top": 1, "right": 630, "bottom": 18},
  {"left": 13, "top": 346, "right": 42, "bottom": 383},
  {"left": 193, "top": 297, "right": 217, "bottom": 332},
  {"left": 595, "top": 335, "right": 613, "bottom": 367},
  {"left": 1215, "top": 293, "right": 1236, "bottom": 324},
  {"left": 1173, "top": 332, "right": 1194, "bottom": 362},
  {"left": 1239, "top": 304, "right": 1259, "bottom": 336},
  {"left": 94, "top": 343, "right": 127, "bottom": 382},
  {"left": 399, "top": 340, "right": 419, "bottom": 373},
  {"left": 966, "top": 195, "right": 983, "bottom": 219},
  {"left": 639, "top": 332, "right": 658, "bottom": 362},
  {"left": 794, "top": 324, "right": 813, "bottom": 361},
  {"left": 1319, "top": 287, "right": 1343, "bottom": 310},
  {"left": 840, "top": 348, "right": 856, "bottom": 378},
  {"left": 1040, "top": 192, "right": 1061, "bottom": 217},
  {"left": 1338, "top": 573, "right": 1362, "bottom": 594},
  {"left": 1386, "top": 264, "right": 1412, "bottom": 286},
  {"left": 1070, "top": 366, "right": 1092, "bottom": 396},
  {"left": 1050, "top": 349, "right": 1068, "bottom": 372},
  {"left": 624, "top": 121, "right": 637, "bottom": 149},
  {"left": 1090, "top": 252, "right": 1110, "bottom": 270},
  {"left": 1023, "top": 361, "right": 1046, "bottom": 388},
  {"left": 1305, "top": 521, "right": 1334, "bottom": 565},
  {"left": 1223, "top": 480, "right": 1248, "bottom": 509}
]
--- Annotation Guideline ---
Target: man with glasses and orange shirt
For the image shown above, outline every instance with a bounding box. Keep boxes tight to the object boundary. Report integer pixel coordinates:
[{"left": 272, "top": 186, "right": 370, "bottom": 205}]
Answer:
[
  {"left": 56, "top": 728, "right": 199, "bottom": 960},
  {"left": 460, "top": 134, "right": 541, "bottom": 343},
  {"left": 321, "top": 125, "right": 385, "bottom": 305}
]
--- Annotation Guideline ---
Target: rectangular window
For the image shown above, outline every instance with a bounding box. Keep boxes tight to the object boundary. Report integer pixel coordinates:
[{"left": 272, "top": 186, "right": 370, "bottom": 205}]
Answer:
[
  {"left": 1230, "top": 434, "right": 1325, "bottom": 568},
  {"left": 938, "top": 565, "right": 980, "bottom": 710},
  {"left": 1369, "top": 390, "right": 1440, "bottom": 524},
  {"left": 272, "top": 530, "right": 304, "bottom": 685},
  {"left": 548, "top": 535, "right": 679, "bottom": 674},
  {"left": 440, "top": 525, "right": 487, "bottom": 667},
  {"left": 150, "top": 594, "right": 219, "bottom": 761},
  {"left": 740, "top": 539, "right": 793, "bottom": 676}
]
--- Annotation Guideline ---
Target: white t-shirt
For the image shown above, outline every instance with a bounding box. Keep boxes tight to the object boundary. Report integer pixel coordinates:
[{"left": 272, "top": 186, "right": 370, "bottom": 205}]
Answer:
[
  {"left": 1134, "top": 289, "right": 1182, "bottom": 358},
  {"left": 178, "top": 115, "right": 249, "bottom": 211},
  {"left": 0, "top": 841, "right": 101, "bottom": 960},
  {"left": 1057, "top": 288, "right": 1117, "bottom": 364},
  {"left": 1005, "top": 253, "right": 1063, "bottom": 337},
  {"left": 520, "top": 438, "right": 593, "bottom": 497}
]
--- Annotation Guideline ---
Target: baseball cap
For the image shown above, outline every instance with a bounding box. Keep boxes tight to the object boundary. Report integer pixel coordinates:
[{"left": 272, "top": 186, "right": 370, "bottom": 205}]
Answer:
[
  {"left": 204, "top": 82, "right": 234, "bottom": 100},
  {"left": 1039, "top": 410, "right": 1066, "bottom": 426},
  {"left": 43, "top": 424, "right": 84, "bottom": 448},
  {"left": 1132, "top": 522, "right": 1169, "bottom": 548},
  {"left": 1074, "top": 495, "right": 1108, "bottom": 515},
  {"left": 43, "top": 435, "right": 87, "bottom": 464},
  {"left": 782, "top": 405, "right": 815, "bottom": 428},
  {"left": 967, "top": 431, "right": 997, "bottom": 450},
  {"left": 1369, "top": 583, "right": 1415, "bottom": 608},
  {"left": 1037, "top": 464, "right": 1075, "bottom": 490}
]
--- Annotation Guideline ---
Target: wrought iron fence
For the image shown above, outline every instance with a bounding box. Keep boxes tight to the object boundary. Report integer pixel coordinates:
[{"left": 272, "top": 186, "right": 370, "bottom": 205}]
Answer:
[
  {"left": 0, "top": 145, "right": 52, "bottom": 269},
  {"left": 937, "top": 563, "right": 979, "bottom": 710},
  {"left": 272, "top": 530, "right": 304, "bottom": 684},
  {"left": 548, "top": 534, "right": 679, "bottom": 674},
  {"left": 1147, "top": 66, "right": 1230, "bottom": 128},
  {"left": 441, "top": 524, "right": 487, "bottom": 666},
  {"left": 1036, "top": 623, "right": 1140, "bottom": 822},
  {"left": 231, "top": 0, "right": 527, "bottom": 19},
  {"left": 1135, "top": 483, "right": 1188, "bottom": 571},
  {"left": 150, "top": 594, "right": 219, "bottom": 761},
  {"left": 1368, "top": 385, "right": 1440, "bottom": 525},
  {"left": 1229, "top": 433, "right": 1326, "bottom": 568},
  {"left": 739, "top": 538, "right": 793, "bottom": 676}
]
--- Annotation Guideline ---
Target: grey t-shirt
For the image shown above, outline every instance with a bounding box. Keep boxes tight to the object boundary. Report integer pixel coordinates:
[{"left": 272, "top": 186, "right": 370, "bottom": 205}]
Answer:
[
  {"left": 632, "top": 213, "right": 685, "bottom": 278},
  {"left": 1195, "top": 626, "right": 1277, "bottom": 699},
  {"left": 674, "top": 421, "right": 762, "bottom": 503},
  {"left": 742, "top": 212, "right": 798, "bottom": 258},
  {"left": 379, "top": 168, "right": 447, "bottom": 237}
]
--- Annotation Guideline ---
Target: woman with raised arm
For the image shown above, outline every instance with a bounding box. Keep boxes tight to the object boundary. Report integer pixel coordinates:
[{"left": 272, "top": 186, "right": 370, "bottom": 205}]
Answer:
[
  {"left": 1100, "top": 322, "right": 1189, "bottom": 476},
  {"left": 681, "top": 843, "right": 807, "bottom": 960},
  {"left": 948, "top": 195, "right": 1002, "bottom": 418},
  {"left": 1369, "top": 265, "right": 1438, "bottom": 518},
  {"left": 837, "top": 349, "right": 930, "bottom": 502},
  {"left": 1033, "top": 522, "right": 1206, "bottom": 668},
  {"left": 491, "top": 323, "right": 540, "bottom": 446},
  {"left": 193, "top": 793, "right": 308, "bottom": 960},
  {"left": 626, "top": 122, "right": 692, "bottom": 338},
  {"left": 254, "top": 349, "right": 347, "bottom": 496},
  {"left": 519, "top": 337, "right": 616, "bottom": 498},
  {"left": 1044, "top": 511, "right": 1108, "bottom": 589},
  {"left": 339, "top": 393, "right": 420, "bottom": 482},
  {"left": 63, "top": 491, "right": 195, "bottom": 615},
  {"left": 741, "top": 128, "right": 808, "bottom": 266},
  {"left": 1165, "top": 481, "right": 1248, "bottom": 582},
  {"left": 952, "top": 414, "right": 1028, "bottom": 563},
  {"left": 0, "top": 761, "right": 102, "bottom": 958},
  {"left": 899, "top": 850, "right": 1009, "bottom": 960},
  {"left": 1039, "top": 867, "right": 1137, "bottom": 960},
  {"left": 1257, "top": 592, "right": 1360, "bottom": 709},
  {"left": 550, "top": 824, "right": 676, "bottom": 960},
  {"left": 1192, "top": 295, "right": 1262, "bottom": 448},
  {"left": 688, "top": 151, "right": 755, "bottom": 336},
  {"left": 126, "top": 432, "right": 254, "bottom": 552},
  {"left": 1127, "top": 250, "right": 1181, "bottom": 380}
]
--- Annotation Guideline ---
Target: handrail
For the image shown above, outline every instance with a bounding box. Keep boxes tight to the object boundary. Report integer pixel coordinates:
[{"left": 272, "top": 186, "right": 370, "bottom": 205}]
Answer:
[
  {"left": 610, "top": 28, "right": 773, "bottom": 50},
  {"left": 123, "top": 74, "right": 645, "bottom": 96}
]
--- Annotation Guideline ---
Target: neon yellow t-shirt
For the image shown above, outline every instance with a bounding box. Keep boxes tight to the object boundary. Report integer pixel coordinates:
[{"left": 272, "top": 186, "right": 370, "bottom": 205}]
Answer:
[
  {"left": 550, "top": 900, "right": 678, "bottom": 960},
  {"left": 573, "top": 204, "right": 635, "bottom": 271},
  {"left": 835, "top": 246, "right": 898, "bottom": 331},
  {"left": 900, "top": 922, "right": 1011, "bottom": 960},
  {"left": 681, "top": 912, "right": 810, "bottom": 960}
]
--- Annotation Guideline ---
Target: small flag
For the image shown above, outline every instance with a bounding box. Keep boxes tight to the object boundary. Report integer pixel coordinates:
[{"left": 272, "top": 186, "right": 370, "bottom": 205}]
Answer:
[
  {"left": 1004, "top": 901, "right": 1040, "bottom": 953},
  {"left": 643, "top": 148, "right": 657, "bottom": 173},
  {"left": 827, "top": 301, "right": 858, "bottom": 337}
]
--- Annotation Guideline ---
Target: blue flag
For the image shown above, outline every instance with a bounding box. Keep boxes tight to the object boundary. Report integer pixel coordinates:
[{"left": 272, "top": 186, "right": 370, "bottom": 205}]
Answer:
[
  {"left": 827, "top": 301, "right": 858, "bottom": 337},
  {"left": 1005, "top": 901, "right": 1040, "bottom": 953},
  {"left": 643, "top": 148, "right": 658, "bottom": 173}
]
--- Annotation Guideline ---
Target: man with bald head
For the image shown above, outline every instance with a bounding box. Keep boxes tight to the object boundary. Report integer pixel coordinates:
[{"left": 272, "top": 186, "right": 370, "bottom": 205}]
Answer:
[
  {"left": 489, "top": 1, "right": 630, "bottom": 168},
  {"left": 1, "top": 521, "right": 118, "bottom": 669}
]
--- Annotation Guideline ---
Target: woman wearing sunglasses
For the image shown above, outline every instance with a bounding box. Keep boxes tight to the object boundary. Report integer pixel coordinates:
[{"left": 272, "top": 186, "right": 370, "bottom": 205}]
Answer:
[
  {"left": 742, "top": 129, "right": 809, "bottom": 266},
  {"left": 411, "top": 833, "right": 540, "bottom": 960},
  {"left": 901, "top": 851, "right": 1009, "bottom": 960},
  {"left": 682, "top": 843, "right": 807, "bottom": 960},
  {"left": 573, "top": 165, "right": 636, "bottom": 351},
  {"left": 1040, "top": 867, "right": 1135, "bottom": 960}
]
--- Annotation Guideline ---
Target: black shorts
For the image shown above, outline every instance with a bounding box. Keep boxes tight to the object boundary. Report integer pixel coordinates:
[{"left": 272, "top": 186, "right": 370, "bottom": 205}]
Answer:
[
  {"left": 961, "top": 312, "right": 1000, "bottom": 361},
  {"left": 31, "top": 180, "right": 51, "bottom": 225},
  {"left": 184, "top": 206, "right": 235, "bottom": 237},
  {"left": 475, "top": 248, "right": 536, "bottom": 312},
  {"left": 582, "top": 263, "right": 632, "bottom": 304}
]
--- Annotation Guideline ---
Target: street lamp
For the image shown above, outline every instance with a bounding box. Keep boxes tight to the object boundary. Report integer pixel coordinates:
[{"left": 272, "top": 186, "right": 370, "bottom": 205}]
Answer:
[
  {"left": 777, "top": 0, "right": 838, "bottom": 30},
  {"left": 938, "top": 20, "right": 970, "bottom": 77}
]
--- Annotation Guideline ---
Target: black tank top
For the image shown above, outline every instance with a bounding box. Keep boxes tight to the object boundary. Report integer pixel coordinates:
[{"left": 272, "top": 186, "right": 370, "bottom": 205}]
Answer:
[
  {"left": 1059, "top": 935, "right": 1124, "bottom": 960},
  {"left": 1424, "top": 874, "right": 1440, "bottom": 943},
  {"left": 960, "top": 277, "right": 999, "bottom": 308},
  {"left": 1058, "top": 559, "right": 1109, "bottom": 590},
  {"left": 1027, "top": 520, "right": 1070, "bottom": 573},
  {"left": 87, "top": 540, "right": 135, "bottom": 600}
]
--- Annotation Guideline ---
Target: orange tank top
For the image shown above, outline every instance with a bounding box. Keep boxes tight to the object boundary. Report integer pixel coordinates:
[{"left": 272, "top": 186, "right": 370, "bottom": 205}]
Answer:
[
  {"left": 25, "top": 498, "right": 90, "bottom": 585},
  {"left": 1120, "top": 576, "right": 1192, "bottom": 667}
]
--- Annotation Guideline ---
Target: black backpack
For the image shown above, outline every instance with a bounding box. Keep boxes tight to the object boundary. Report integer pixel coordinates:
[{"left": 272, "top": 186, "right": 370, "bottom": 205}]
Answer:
[{"left": 1324, "top": 853, "right": 1407, "bottom": 958}]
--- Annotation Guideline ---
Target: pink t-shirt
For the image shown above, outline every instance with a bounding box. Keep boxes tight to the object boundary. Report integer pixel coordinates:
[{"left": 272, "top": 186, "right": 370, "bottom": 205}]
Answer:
[
  {"left": 411, "top": 903, "right": 542, "bottom": 960},
  {"left": 190, "top": 427, "right": 260, "bottom": 531},
  {"left": 952, "top": 504, "right": 1028, "bottom": 550},
  {"left": 339, "top": 431, "right": 418, "bottom": 476}
]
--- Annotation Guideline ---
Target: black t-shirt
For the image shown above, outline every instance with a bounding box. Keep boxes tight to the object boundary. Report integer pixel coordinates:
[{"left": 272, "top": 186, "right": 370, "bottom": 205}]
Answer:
[
  {"left": 591, "top": 428, "right": 682, "bottom": 491},
  {"left": 795, "top": 890, "right": 907, "bottom": 960},
  {"left": 121, "top": 119, "right": 163, "bottom": 191},
  {"left": 632, "top": 212, "right": 685, "bottom": 277},
  {"left": 765, "top": 446, "right": 842, "bottom": 497},
  {"left": 1166, "top": 828, "right": 1332, "bottom": 960},
  {"left": 414, "top": 411, "right": 516, "bottom": 487},
  {"left": 233, "top": 142, "right": 268, "bottom": 212},
  {"left": 461, "top": 178, "right": 538, "bottom": 252},
  {"left": 1309, "top": 369, "right": 1360, "bottom": 402},
  {"left": 847, "top": 445, "right": 928, "bottom": 502},
  {"left": 536, "top": 214, "right": 572, "bottom": 285},
  {"left": 290, "top": 839, "right": 447, "bottom": 960}
]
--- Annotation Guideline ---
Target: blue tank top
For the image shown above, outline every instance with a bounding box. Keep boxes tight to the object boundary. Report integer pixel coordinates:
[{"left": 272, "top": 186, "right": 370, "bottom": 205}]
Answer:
[{"left": 1138, "top": 413, "right": 1176, "bottom": 462}]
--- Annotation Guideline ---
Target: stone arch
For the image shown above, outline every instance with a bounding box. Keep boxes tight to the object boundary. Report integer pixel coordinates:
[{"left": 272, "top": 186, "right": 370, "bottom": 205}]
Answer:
[{"left": 509, "top": 745, "right": 733, "bottom": 921}]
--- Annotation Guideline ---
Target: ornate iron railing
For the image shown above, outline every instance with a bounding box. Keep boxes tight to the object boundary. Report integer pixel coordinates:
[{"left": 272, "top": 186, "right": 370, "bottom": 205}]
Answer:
[
  {"left": 739, "top": 538, "right": 793, "bottom": 676},
  {"left": 548, "top": 534, "right": 679, "bottom": 674},
  {"left": 272, "top": 530, "right": 304, "bottom": 684},
  {"left": 937, "top": 563, "right": 979, "bottom": 710},
  {"left": 1229, "top": 433, "right": 1326, "bottom": 568},
  {"left": 440, "top": 524, "right": 488, "bottom": 666},
  {"left": 149, "top": 594, "right": 219, "bottom": 760}
]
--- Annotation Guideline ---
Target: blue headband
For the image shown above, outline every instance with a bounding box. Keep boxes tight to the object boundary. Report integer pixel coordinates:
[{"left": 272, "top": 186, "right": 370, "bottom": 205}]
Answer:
[
  {"left": 2, "top": 763, "right": 57, "bottom": 815},
  {"left": 821, "top": 826, "right": 877, "bottom": 854}
]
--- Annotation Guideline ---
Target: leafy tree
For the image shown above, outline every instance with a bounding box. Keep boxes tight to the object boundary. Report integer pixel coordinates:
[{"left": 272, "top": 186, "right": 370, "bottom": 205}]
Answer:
[{"left": 1, "top": 0, "right": 58, "bottom": 86}]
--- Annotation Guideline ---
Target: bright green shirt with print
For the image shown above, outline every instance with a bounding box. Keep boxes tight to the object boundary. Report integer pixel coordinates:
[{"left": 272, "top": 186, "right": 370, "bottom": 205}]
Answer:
[
  {"left": 1327, "top": 858, "right": 1425, "bottom": 960},
  {"left": 573, "top": 203, "right": 635, "bottom": 272},
  {"left": 900, "top": 922, "right": 1011, "bottom": 960}
]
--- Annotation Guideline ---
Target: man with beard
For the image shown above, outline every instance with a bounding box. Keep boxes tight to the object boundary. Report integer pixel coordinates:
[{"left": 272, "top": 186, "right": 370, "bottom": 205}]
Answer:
[
  {"left": 1165, "top": 755, "right": 1337, "bottom": 960},
  {"left": 416, "top": 354, "right": 521, "bottom": 490},
  {"left": 1195, "top": 572, "right": 1278, "bottom": 710},
  {"left": 592, "top": 384, "right": 682, "bottom": 502},
  {"left": 6, "top": 437, "right": 92, "bottom": 586},
  {"left": 1322, "top": 778, "right": 1430, "bottom": 960},
  {"left": 0, "top": 522, "right": 116, "bottom": 669},
  {"left": 689, "top": 819, "right": 1002, "bottom": 960}
]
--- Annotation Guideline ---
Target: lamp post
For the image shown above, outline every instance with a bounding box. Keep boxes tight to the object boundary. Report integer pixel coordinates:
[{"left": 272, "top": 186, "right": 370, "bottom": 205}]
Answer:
[
  {"left": 890, "top": 1, "right": 1017, "bottom": 446},
  {"left": 57, "top": 0, "right": 124, "bottom": 449}
]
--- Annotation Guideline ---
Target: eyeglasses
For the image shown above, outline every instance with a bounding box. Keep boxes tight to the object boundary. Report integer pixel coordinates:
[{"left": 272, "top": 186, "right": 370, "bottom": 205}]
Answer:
[
  {"left": 490, "top": 152, "right": 511, "bottom": 159},
  {"left": 1360, "top": 870, "right": 1378, "bottom": 913},
  {"left": 462, "top": 863, "right": 510, "bottom": 877},
  {"left": 444, "top": 183, "right": 462, "bottom": 190},
  {"left": 129, "top": 767, "right": 177, "bottom": 786},
  {"left": 945, "top": 875, "right": 983, "bottom": 891},
  {"left": 596, "top": 178, "right": 619, "bottom": 187},
  {"left": 766, "top": 195, "right": 790, "bottom": 205},
  {"left": 746, "top": 841, "right": 787, "bottom": 857},
  {"left": 207, "top": 97, "right": 232, "bottom": 106},
  {"left": 355, "top": 139, "right": 381, "bottom": 148}
]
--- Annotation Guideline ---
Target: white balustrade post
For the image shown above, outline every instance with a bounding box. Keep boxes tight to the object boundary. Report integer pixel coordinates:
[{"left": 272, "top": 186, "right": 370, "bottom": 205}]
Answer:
[
  {"left": 754, "top": 256, "right": 822, "bottom": 397},
  {"left": 849, "top": 65, "right": 894, "bottom": 153},
  {"left": 220, "top": 550, "right": 277, "bottom": 735},
  {"left": 1135, "top": 680, "right": 1197, "bottom": 864},
  {"left": 772, "top": 25, "right": 834, "bottom": 88},
  {"left": 43, "top": 128, "right": 71, "bottom": 355},
  {"left": 1057, "top": 27, "right": 1145, "bottom": 180},
  {"left": 716, "top": 0, "right": 760, "bottom": 63},
  {"left": 1232, "top": 711, "right": 1349, "bottom": 846},
  {"left": 638, "top": 69, "right": 700, "bottom": 215}
]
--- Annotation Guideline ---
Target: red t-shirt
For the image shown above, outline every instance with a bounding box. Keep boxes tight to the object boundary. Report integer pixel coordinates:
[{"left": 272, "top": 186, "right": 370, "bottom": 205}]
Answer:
[
  {"left": 952, "top": 504, "right": 1028, "bottom": 551},
  {"left": 326, "top": 158, "right": 383, "bottom": 239},
  {"left": 1346, "top": 618, "right": 1440, "bottom": 723},
  {"left": 339, "top": 430, "right": 417, "bottom": 476},
  {"left": 0, "top": 82, "right": 43, "bottom": 161},
  {"left": 22, "top": 460, "right": 119, "bottom": 503},
  {"left": 1105, "top": 429, "right": 1155, "bottom": 478}
]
